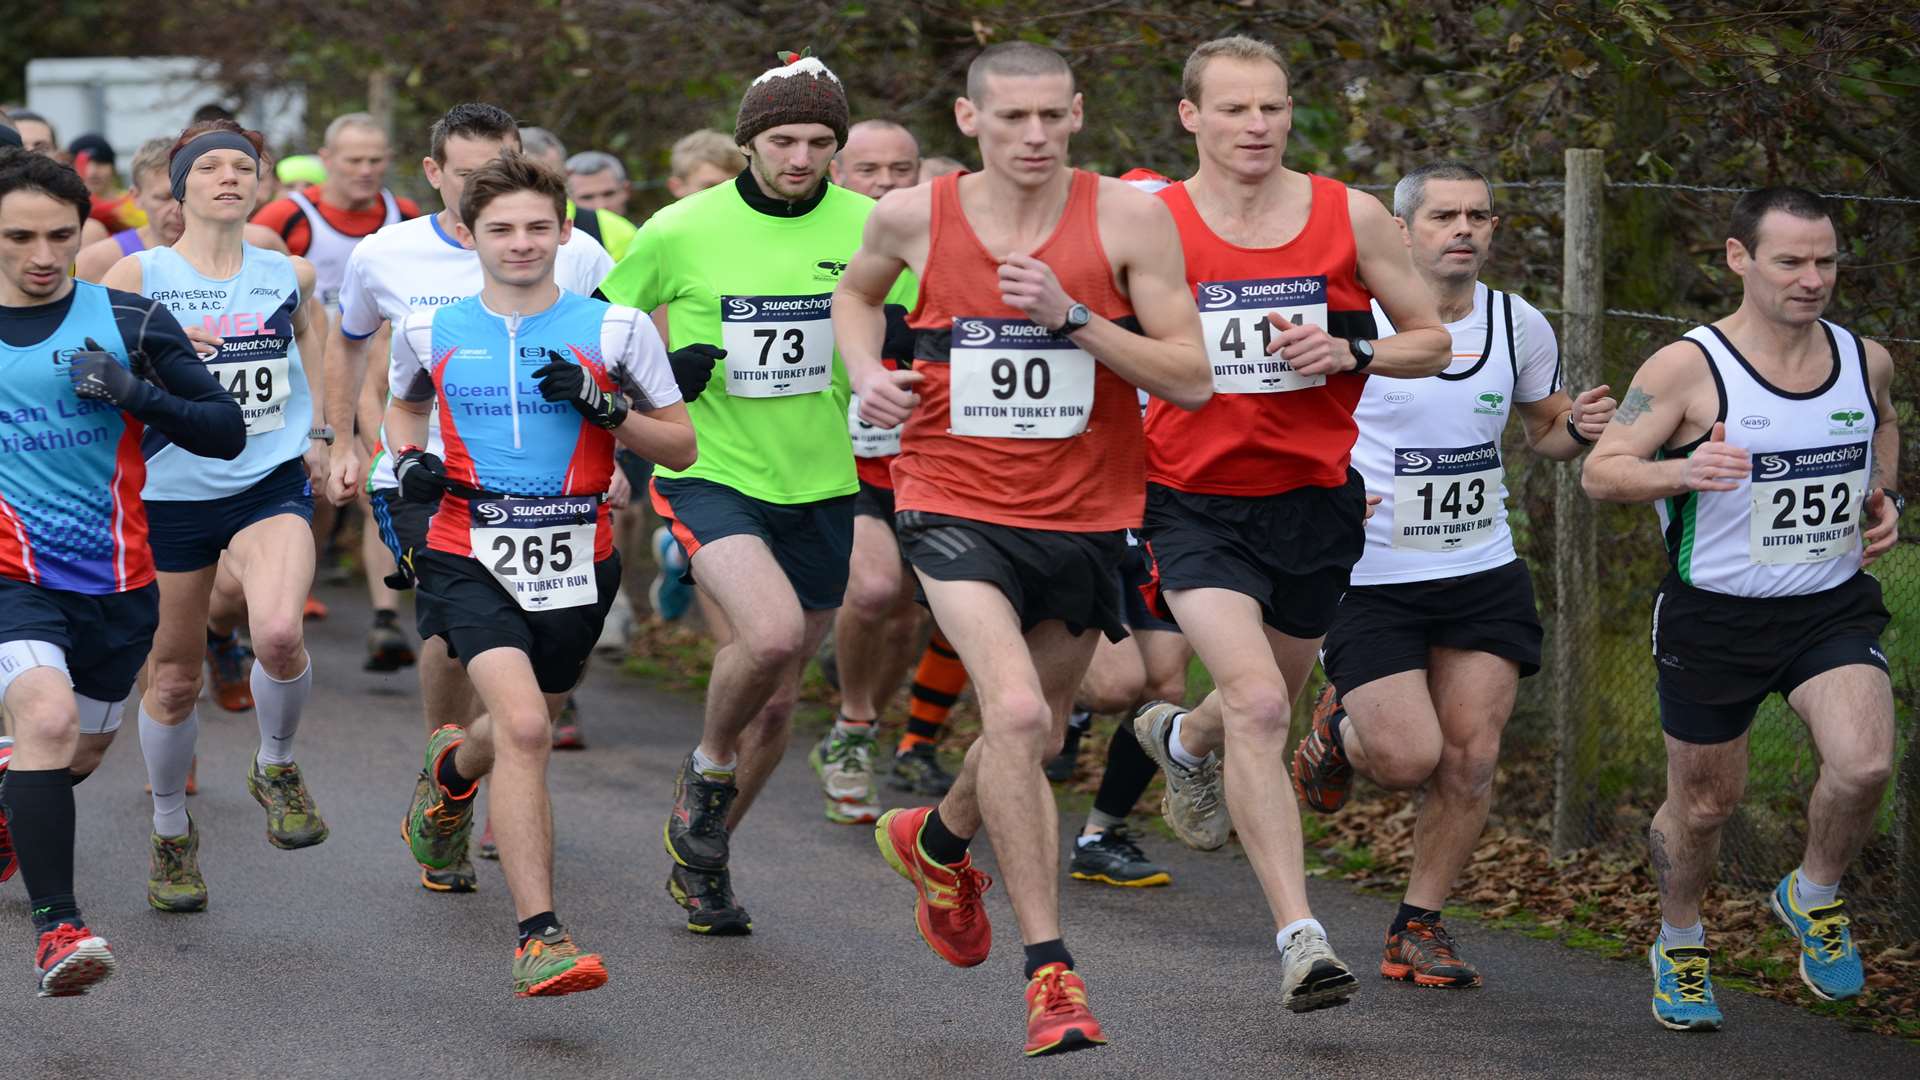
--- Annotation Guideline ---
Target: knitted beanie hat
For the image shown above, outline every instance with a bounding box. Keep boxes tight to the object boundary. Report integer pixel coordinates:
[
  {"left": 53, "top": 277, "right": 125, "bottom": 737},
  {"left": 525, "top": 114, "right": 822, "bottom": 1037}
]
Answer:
[{"left": 735, "top": 52, "right": 850, "bottom": 148}]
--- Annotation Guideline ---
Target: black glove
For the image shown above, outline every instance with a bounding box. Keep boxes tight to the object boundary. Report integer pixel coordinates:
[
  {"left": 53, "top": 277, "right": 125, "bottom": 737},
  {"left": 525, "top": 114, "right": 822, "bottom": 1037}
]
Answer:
[
  {"left": 68, "top": 337, "right": 149, "bottom": 407},
  {"left": 394, "top": 447, "right": 447, "bottom": 504},
  {"left": 534, "top": 350, "right": 628, "bottom": 430},
  {"left": 667, "top": 343, "right": 722, "bottom": 404}
]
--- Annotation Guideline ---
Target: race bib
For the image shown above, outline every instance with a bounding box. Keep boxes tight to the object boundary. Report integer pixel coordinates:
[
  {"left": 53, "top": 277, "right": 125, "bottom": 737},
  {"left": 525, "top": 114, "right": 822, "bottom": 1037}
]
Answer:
[
  {"left": 1195, "top": 276, "right": 1330, "bottom": 394},
  {"left": 948, "top": 317, "right": 1095, "bottom": 439},
  {"left": 720, "top": 294, "right": 834, "bottom": 398},
  {"left": 849, "top": 395, "right": 901, "bottom": 458},
  {"left": 468, "top": 496, "right": 599, "bottom": 611},
  {"left": 1391, "top": 441, "right": 1503, "bottom": 551},
  {"left": 1748, "top": 443, "right": 1868, "bottom": 565},
  {"left": 207, "top": 355, "right": 292, "bottom": 436}
]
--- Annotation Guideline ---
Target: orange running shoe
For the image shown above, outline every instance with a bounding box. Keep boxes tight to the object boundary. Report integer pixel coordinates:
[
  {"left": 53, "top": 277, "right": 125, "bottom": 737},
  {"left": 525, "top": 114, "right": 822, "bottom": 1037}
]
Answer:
[
  {"left": 1291, "top": 685, "right": 1353, "bottom": 813},
  {"left": 874, "top": 806, "right": 992, "bottom": 967},
  {"left": 1023, "top": 963, "right": 1107, "bottom": 1057},
  {"left": 512, "top": 925, "right": 608, "bottom": 997},
  {"left": 205, "top": 632, "right": 254, "bottom": 712},
  {"left": 1381, "top": 918, "right": 1482, "bottom": 988},
  {"left": 303, "top": 595, "right": 329, "bottom": 621}
]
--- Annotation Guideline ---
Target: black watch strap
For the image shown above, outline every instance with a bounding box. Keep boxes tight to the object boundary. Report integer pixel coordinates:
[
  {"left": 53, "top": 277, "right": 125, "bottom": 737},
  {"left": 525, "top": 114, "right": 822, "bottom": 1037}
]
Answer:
[{"left": 1566, "top": 414, "right": 1594, "bottom": 447}]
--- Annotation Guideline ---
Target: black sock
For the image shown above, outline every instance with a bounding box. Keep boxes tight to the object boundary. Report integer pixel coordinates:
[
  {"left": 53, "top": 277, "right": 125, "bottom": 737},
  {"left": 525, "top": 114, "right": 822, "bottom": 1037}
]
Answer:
[
  {"left": 1023, "top": 939, "right": 1074, "bottom": 978},
  {"left": 904, "top": 716, "right": 943, "bottom": 744},
  {"left": 1326, "top": 705, "right": 1347, "bottom": 753},
  {"left": 435, "top": 744, "right": 478, "bottom": 803},
  {"left": 206, "top": 627, "right": 232, "bottom": 647},
  {"left": 3, "top": 769, "right": 82, "bottom": 931},
  {"left": 1092, "top": 724, "right": 1159, "bottom": 822},
  {"left": 373, "top": 608, "right": 399, "bottom": 627},
  {"left": 1391, "top": 902, "right": 1443, "bottom": 936},
  {"left": 517, "top": 911, "right": 560, "bottom": 945},
  {"left": 919, "top": 807, "right": 972, "bottom": 866}
]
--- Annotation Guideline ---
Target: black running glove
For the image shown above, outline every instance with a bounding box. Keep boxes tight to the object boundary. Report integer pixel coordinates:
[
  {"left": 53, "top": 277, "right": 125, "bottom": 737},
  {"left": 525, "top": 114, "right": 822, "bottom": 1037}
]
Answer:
[
  {"left": 394, "top": 447, "right": 448, "bottom": 504},
  {"left": 68, "top": 337, "right": 151, "bottom": 408},
  {"left": 534, "top": 350, "right": 628, "bottom": 430},
  {"left": 667, "top": 343, "right": 723, "bottom": 403}
]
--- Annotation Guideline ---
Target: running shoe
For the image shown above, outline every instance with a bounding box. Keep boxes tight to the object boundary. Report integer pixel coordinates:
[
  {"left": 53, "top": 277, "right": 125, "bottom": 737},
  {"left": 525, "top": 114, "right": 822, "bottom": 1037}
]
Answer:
[
  {"left": 1069, "top": 827, "right": 1171, "bottom": 888},
  {"left": 1381, "top": 918, "right": 1480, "bottom": 988},
  {"left": 0, "top": 736, "right": 15, "bottom": 883},
  {"left": 405, "top": 727, "right": 478, "bottom": 890},
  {"left": 364, "top": 617, "right": 416, "bottom": 672},
  {"left": 667, "top": 864, "right": 753, "bottom": 935},
  {"left": 1130, "top": 702, "right": 1232, "bottom": 851},
  {"left": 1649, "top": 941, "right": 1722, "bottom": 1031},
  {"left": 147, "top": 817, "right": 208, "bottom": 913},
  {"left": 874, "top": 806, "right": 992, "bottom": 967},
  {"left": 513, "top": 925, "right": 608, "bottom": 998},
  {"left": 1278, "top": 927, "right": 1359, "bottom": 1012},
  {"left": 594, "top": 593, "right": 635, "bottom": 657},
  {"left": 34, "top": 923, "right": 115, "bottom": 998},
  {"left": 664, "top": 752, "right": 736, "bottom": 870},
  {"left": 476, "top": 818, "right": 499, "bottom": 860},
  {"left": 1045, "top": 711, "right": 1091, "bottom": 782},
  {"left": 809, "top": 724, "right": 879, "bottom": 824},
  {"left": 246, "top": 759, "right": 329, "bottom": 849},
  {"left": 1023, "top": 963, "right": 1107, "bottom": 1057},
  {"left": 302, "top": 595, "right": 329, "bottom": 621},
  {"left": 648, "top": 526, "right": 693, "bottom": 622},
  {"left": 205, "top": 631, "right": 254, "bottom": 712},
  {"left": 1770, "top": 871, "right": 1864, "bottom": 1001},
  {"left": 888, "top": 745, "right": 955, "bottom": 797},
  {"left": 551, "top": 695, "right": 586, "bottom": 750},
  {"left": 1292, "top": 685, "right": 1354, "bottom": 813}
]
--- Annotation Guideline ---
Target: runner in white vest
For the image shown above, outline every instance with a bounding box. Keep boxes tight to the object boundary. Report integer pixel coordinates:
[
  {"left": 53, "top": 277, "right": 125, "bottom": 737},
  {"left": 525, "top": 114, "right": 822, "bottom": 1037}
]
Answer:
[{"left": 1583, "top": 186, "right": 1899, "bottom": 1031}]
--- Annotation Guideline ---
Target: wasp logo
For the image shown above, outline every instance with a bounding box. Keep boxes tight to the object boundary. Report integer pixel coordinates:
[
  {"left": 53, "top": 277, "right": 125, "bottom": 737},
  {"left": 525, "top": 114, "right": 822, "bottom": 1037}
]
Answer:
[
  {"left": 1758, "top": 454, "right": 1791, "bottom": 481},
  {"left": 1741, "top": 415, "right": 1771, "bottom": 430},
  {"left": 1199, "top": 283, "right": 1237, "bottom": 310},
  {"left": 957, "top": 320, "right": 996, "bottom": 348},
  {"left": 1398, "top": 451, "right": 1433, "bottom": 474},
  {"left": 724, "top": 298, "right": 758, "bottom": 320},
  {"left": 1385, "top": 391, "right": 1414, "bottom": 405},
  {"left": 475, "top": 503, "right": 510, "bottom": 526}
]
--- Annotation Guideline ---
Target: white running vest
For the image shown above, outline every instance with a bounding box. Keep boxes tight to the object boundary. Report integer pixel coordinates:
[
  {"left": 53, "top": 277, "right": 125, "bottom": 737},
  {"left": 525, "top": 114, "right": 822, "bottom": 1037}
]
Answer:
[
  {"left": 1350, "top": 286, "right": 1555, "bottom": 585},
  {"left": 1657, "top": 321, "right": 1874, "bottom": 598},
  {"left": 289, "top": 188, "right": 402, "bottom": 310}
]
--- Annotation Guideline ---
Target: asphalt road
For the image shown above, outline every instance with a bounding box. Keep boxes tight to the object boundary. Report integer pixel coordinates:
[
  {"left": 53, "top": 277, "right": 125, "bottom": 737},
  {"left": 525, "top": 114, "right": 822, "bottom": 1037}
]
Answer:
[{"left": 3, "top": 581, "right": 1914, "bottom": 1079}]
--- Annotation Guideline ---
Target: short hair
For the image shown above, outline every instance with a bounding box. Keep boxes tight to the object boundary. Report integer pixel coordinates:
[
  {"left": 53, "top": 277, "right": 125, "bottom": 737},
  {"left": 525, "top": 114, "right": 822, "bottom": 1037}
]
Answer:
[
  {"left": 565, "top": 150, "right": 626, "bottom": 183},
  {"left": 459, "top": 150, "right": 569, "bottom": 229},
  {"left": 669, "top": 129, "right": 745, "bottom": 180},
  {"left": 168, "top": 119, "right": 271, "bottom": 171},
  {"left": 7, "top": 109, "right": 55, "bottom": 146},
  {"left": 518, "top": 126, "right": 566, "bottom": 162},
  {"left": 323, "top": 112, "right": 385, "bottom": 148},
  {"left": 1393, "top": 161, "right": 1492, "bottom": 219},
  {"left": 128, "top": 137, "right": 176, "bottom": 189},
  {"left": 192, "top": 103, "right": 236, "bottom": 124},
  {"left": 1730, "top": 186, "right": 1832, "bottom": 255},
  {"left": 840, "top": 119, "right": 919, "bottom": 159},
  {"left": 0, "top": 146, "right": 93, "bottom": 225},
  {"left": 965, "top": 42, "right": 1074, "bottom": 103},
  {"left": 429, "top": 103, "right": 519, "bottom": 164},
  {"left": 1181, "top": 36, "right": 1289, "bottom": 105}
]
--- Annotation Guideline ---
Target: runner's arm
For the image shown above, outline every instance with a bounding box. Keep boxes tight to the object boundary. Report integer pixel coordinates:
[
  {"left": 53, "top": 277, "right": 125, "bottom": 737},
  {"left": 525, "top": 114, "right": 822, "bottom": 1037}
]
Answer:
[
  {"left": 1582, "top": 342, "right": 1737, "bottom": 503},
  {"left": 1346, "top": 190, "right": 1449, "bottom": 378},
  {"left": 1866, "top": 338, "right": 1899, "bottom": 496},
  {"left": 606, "top": 308, "right": 697, "bottom": 471},
  {"left": 382, "top": 396, "right": 430, "bottom": 454},
  {"left": 834, "top": 190, "right": 925, "bottom": 427},
  {"left": 1513, "top": 304, "right": 1614, "bottom": 460},
  {"left": 113, "top": 293, "right": 247, "bottom": 459},
  {"left": 73, "top": 237, "right": 120, "bottom": 283},
  {"left": 244, "top": 223, "right": 291, "bottom": 256},
  {"left": 382, "top": 316, "right": 434, "bottom": 452}
]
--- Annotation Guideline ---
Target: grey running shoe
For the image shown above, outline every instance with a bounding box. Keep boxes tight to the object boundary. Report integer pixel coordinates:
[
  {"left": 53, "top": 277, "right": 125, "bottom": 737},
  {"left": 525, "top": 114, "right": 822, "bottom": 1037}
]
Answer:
[
  {"left": 888, "top": 745, "right": 955, "bottom": 796},
  {"left": 1130, "top": 702, "right": 1232, "bottom": 851},
  {"left": 809, "top": 725, "right": 879, "bottom": 825},
  {"left": 1279, "top": 927, "right": 1359, "bottom": 1012}
]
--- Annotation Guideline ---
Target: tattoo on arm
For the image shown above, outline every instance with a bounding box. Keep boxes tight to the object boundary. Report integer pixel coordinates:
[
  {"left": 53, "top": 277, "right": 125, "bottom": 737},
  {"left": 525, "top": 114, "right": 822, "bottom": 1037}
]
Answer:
[
  {"left": 1615, "top": 387, "right": 1654, "bottom": 425},
  {"left": 1649, "top": 826, "right": 1673, "bottom": 893}
]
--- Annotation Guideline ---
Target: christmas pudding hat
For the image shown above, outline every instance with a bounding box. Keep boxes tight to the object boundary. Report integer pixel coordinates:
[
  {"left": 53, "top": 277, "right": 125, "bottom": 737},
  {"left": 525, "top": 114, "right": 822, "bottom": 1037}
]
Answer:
[{"left": 735, "top": 50, "right": 850, "bottom": 148}]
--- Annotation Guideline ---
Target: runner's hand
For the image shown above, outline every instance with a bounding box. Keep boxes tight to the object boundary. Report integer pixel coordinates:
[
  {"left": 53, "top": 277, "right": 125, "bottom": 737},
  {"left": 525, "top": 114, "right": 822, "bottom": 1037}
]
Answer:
[
  {"left": 182, "top": 325, "right": 223, "bottom": 359},
  {"left": 855, "top": 365, "right": 923, "bottom": 428},
  {"left": 325, "top": 442, "right": 362, "bottom": 507},
  {"left": 1862, "top": 488, "right": 1899, "bottom": 567},
  {"left": 1680, "top": 422, "right": 1750, "bottom": 492},
  {"left": 534, "top": 350, "right": 629, "bottom": 430},
  {"left": 1363, "top": 494, "right": 1382, "bottom": 522},
  {"left": 998, "top": 253, "right": 1071, "bottom": 331},
  {"left": 667, "top": 344, "right": 722, "bottom": 403},
  {"left": 304, "top": 440, "right": 337, "bottom": 504},
  {"left": 607, "top": 466, "right": 632, "bottom": 509},
  {"left": 68, "top": 338, "right": 149, "bottom": 407},
  {"left": 1270, "top": 318, "right": 1353, "bottom": 376},
  {"left": 394, "top": 448, "right": 447, "bottom": 504},
  {"left": 1572, "top": 384, "right": 1616, "bottom": 441}
]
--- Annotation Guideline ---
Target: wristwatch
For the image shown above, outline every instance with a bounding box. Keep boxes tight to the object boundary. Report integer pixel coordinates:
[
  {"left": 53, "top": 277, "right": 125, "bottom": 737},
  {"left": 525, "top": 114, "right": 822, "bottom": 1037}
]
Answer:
[
  {"left": 1882, "top": 487, "right": 1906, "bottom": 516},
  {"left": 1055, "top": 303, "right": 1092, "bottom": 337},
  {"left": 1349, "top": 338, "right": 1375, "bottom": 372},
  {"left": 308, "top": 425, "right": 336, "bottom": 445}
]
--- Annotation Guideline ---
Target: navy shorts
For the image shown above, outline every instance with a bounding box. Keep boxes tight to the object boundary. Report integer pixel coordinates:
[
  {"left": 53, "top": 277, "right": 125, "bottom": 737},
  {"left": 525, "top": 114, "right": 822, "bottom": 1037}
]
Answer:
[
  {"left": 145, "top": 458, "right": 314, "bottom": 572},
  {"left": 649, "top": 476, "right": 854, "bottom": 611},
  {"left": 854, "top": 480, "right": 897, "bottom": 525},
  {"left": 368, "top": 486, "right": 439, "bottom": 588},
  {"left": 0, "top": 576, "right": 158, "bottom": 702}
]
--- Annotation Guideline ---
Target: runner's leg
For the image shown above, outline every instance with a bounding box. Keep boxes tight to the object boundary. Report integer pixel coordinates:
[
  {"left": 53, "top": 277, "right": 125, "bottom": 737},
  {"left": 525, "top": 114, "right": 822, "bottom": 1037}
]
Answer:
[
  {"left": 1406, "top": 648, "right": 1516, "bottom": 910},
  {"left": 1786, "top": 666, "right": 1895, "bottom": 885},
  {"left": 465, "top": 646, "right": 562, "bottom": 919},
  {"left": 1650, "top": 734, "right": 1749, "bottom": 930}
]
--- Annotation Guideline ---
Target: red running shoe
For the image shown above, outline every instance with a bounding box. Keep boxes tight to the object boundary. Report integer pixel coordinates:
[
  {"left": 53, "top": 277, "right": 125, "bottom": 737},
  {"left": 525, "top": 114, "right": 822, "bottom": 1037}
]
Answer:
[
  {"left": 1023, "top": 963, "right": 1107, "bottom": 1057},
  {"left": 0, "top": 736, "right": 14, "bottom": 882},
  {"left": 874, "top": 806, "right": 992, "bottom": 967},
  {"left": 303, "top": 595, "right": 329, "bottom": 622},
  {"left": 35, "top": 923, "right": 116, "bottom": 997},
  {"left": 1291, "top": 684, "right": 1354, "bottom": 813}
]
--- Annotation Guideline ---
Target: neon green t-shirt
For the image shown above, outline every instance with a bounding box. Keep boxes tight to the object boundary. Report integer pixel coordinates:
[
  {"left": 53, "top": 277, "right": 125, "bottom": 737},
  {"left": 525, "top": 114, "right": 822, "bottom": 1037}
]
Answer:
[{"left": 601, "top": 180, "right": 903, "bottom": 504}]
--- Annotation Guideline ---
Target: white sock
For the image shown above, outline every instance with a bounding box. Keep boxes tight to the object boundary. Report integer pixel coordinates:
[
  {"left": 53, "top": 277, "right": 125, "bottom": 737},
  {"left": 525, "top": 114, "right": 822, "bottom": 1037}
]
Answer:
[
  {"left": 1660, "top": 920, "right": 1706, "bottom": 948},
  {"left": 1075, "top": 833, "right": 1099, "bottom": 849},
  {"left": 691, "top": 746, "right": 735, "bottom": 776},
  {"left": 252, "top": 655, "right": 312, "bottom": 767},
  {"left": 1793, "top": 869, "right": 1840, "bottom": 910},
  {"left": 1167, "top": 712, "right": 1205, "bottom": 770},
  {"left": 1277, "top": 917, "right": 1326, "bottom": 952},
  {"left": 139, "top": 704, "right": 198, "bottom": 838}
]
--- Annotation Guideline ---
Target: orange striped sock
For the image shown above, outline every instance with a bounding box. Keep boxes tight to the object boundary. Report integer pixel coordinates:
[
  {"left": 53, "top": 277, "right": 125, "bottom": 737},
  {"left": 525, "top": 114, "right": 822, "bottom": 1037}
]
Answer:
[{"left": 899, "top": 630, "right": 967, "bottom": 753}]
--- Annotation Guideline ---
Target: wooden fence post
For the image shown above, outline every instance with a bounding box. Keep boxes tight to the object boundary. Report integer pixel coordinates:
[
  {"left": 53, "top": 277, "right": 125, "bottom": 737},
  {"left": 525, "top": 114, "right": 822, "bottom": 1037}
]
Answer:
[{"left": 1552, "top": 148, "right": 1605, "bottom": 856}]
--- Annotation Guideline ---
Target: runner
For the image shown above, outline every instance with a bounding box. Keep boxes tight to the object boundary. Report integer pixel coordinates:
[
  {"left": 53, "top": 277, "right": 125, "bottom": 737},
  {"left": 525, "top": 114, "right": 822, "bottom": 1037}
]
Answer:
[
  {"left": 6, "top": 111, "right": 56, "bottom": 156},
  {"left": 565, "top": 151, "right": 631, "bottom": 218},
  {"left": 0, "top": 146, "right": 244, "bottom": 994},
  {"left": 1127, "top": 36, "right": 1449, "bottom": 1011},
  {"left": 74, "top": 139, "right": 181, "bottom": 283},
  {"left": 519, "top": 127, "right": 636, "bottom": 261},
  {"left": 835, "top": 42, "right": 1210, "bottom": 1055},
  {"left": 100, "top": 118, "right": 339, "bottom": 914},
  {"left": 1294, "top": 161, "right": 1616, "bottom": 989},
  {"left": 1582, "top": 186, "right": 1898, "bottom": 1030}
]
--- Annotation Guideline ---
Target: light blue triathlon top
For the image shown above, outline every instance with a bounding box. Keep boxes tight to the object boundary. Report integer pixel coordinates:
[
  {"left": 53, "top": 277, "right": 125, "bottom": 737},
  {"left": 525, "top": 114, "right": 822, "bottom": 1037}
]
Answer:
[{"left": 137, "top": 243, "right": 313, "bottom": 501}]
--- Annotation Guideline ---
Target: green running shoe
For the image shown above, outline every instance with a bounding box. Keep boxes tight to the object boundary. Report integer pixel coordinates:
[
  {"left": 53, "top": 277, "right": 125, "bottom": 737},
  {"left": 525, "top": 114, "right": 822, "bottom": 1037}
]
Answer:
[
  {"left": 808, "top": 724, "right": 879, "bottom": 825},
  {"left": 147, "top": 816, "right": 208, "bottom": 913},
  {"left": 513, "top": 925, "right": 608, "bottom": 997},
  {"left": 405, "top": 726, "right": 477, "bottom": 882},
  {"left": 246, "top": 759, "right": 329, "bottom": 850}
]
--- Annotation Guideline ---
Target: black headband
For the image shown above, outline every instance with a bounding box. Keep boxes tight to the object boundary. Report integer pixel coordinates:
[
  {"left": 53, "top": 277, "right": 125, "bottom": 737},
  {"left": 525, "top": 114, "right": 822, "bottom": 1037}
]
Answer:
[{"left": 170, "top": 131, "right": 260, "bottom": 201}]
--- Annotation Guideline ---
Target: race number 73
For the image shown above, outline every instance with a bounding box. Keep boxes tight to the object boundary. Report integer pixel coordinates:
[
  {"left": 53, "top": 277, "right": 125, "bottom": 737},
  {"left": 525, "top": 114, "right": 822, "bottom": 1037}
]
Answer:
[{"left": 487, "top": 530, "right": 578, "bottom": 577}]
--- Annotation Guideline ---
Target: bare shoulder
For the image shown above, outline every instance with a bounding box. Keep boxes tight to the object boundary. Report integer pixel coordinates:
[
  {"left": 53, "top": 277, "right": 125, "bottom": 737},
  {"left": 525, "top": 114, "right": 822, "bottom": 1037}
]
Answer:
[
  {"left": 73, "top": 237, "right": 121, "bottom": 283},
  {"left": 243, "top": 223, "right": 290, "bottom": 255},
  {"left": 1345, "top": 184, "right": 1393, "bottom": 224},
  {"left": 1094, "top": 175, "right": 1176, "bottom": 252},
  {"left": 288, "top": 254, "right": 318, "bottom": 292},
  {"left": 871, "top": 183, "right": 932, "bottom": 232},
  {"left": 100, "top": 252, "right": 144, "bottom": 293},
  {"left": 1860, "top": 334, "right": 1895, "bottom": 395}
]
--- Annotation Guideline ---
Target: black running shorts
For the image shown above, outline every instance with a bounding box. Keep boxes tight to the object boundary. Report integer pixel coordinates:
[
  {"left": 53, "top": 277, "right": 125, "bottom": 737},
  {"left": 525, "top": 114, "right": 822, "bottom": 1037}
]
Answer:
[
  {"left": 895, "top": 509, "right": 1129, "bottom": 642},
  {"left": 413, "top": 549, "right": 621, "bottom": 694},
  {"left": 1320, "top": 558, "right": 1543, "bottom": 697}
]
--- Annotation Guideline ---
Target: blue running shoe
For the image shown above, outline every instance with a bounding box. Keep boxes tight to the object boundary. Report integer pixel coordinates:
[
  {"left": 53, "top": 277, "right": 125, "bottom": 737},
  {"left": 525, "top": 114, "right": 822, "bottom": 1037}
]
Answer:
[
  {"left": 649, "top": 526, "right": 693, "bottom": 622},
  {"left": 1770, "top": 871, "right": 1863, "bottom": 1001},
  {"left": 1649, "top": 941, "right": 1722, "bottom": 1031}
]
